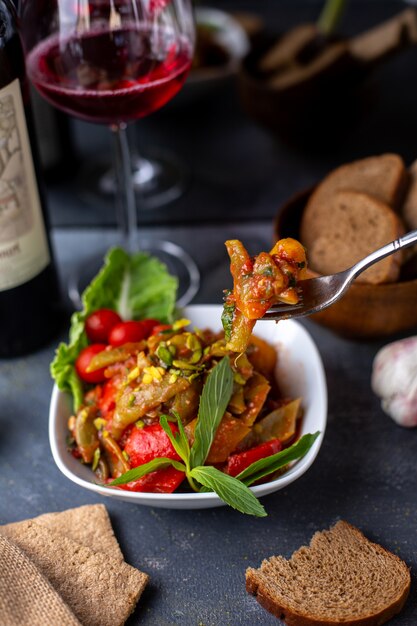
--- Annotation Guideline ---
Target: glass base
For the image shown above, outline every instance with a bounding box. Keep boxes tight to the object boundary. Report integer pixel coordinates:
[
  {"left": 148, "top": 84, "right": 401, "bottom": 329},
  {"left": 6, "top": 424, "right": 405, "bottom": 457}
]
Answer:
[
  {"left": 77, "top": 149, "right": 189, "bottom": 211},
  {"left": 67, "top": 239, "right": 200, "bottom": 311}
]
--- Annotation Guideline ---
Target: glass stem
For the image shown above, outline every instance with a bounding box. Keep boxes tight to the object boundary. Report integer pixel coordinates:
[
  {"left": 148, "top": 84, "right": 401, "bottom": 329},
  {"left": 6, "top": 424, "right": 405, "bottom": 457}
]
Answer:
[{"left": 111, "top": 122, "right": 137, "bottom": 252}]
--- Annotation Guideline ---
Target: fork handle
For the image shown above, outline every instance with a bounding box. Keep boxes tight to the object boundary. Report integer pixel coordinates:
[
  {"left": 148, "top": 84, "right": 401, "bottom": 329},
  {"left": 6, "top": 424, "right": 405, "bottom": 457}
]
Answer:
[{"left": 350, "top": 229, "right": 417, "bottom": 279}]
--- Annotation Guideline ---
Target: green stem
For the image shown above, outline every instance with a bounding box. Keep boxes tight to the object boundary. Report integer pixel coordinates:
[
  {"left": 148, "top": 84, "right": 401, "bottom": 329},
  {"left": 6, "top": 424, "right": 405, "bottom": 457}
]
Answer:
[
  {"left": 187, "top": 471, "right": 200, "bottom": 493},
  {"left": 317, "top": 0, "right": 347, "bottom": 36}
]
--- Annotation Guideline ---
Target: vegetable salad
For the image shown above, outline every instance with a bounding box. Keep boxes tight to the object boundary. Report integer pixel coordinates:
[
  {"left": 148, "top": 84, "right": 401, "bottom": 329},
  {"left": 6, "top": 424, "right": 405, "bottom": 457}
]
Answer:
[{"left": 51, "top": 247, "right": 318, "bottom": 516}]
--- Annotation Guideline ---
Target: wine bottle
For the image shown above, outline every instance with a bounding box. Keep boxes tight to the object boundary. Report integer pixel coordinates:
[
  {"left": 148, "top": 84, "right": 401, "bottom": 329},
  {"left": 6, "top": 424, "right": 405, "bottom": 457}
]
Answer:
[{"left": 0, "top": 0, "right": 61, "bottom": 357}]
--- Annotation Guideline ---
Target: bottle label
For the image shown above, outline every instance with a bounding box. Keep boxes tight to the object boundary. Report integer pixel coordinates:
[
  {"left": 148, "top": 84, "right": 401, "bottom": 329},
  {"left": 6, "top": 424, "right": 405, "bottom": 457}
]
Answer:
[{"left": 0, "top": 78, "right": 50, "bottom": 291}]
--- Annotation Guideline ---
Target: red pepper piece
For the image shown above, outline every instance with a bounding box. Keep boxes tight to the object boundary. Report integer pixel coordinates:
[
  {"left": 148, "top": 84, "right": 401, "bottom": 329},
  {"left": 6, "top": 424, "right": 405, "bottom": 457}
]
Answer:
[
  {"left": 114, "top": 466, "right": 185, "bottom": 493},
  {"left": 98, "top": 378, "right": 118, "bottom": 417},
  {"left": 123, "top": 422, "right": 181, "bottom": 467},
  {"left": 150, "top": 324, "right": 172, "bottom": 336},
  {"left": 225, "top": 439, "right": 282, "bottom": 477}
]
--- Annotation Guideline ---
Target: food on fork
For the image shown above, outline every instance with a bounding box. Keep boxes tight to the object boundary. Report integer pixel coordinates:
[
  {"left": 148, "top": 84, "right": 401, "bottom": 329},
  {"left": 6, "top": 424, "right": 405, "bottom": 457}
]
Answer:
[
  {"left": 222, "top": 238, "right": 307, "bottom": 352},
  {"left": 246, "top": 520, "right": 411, "bottom": 626}
]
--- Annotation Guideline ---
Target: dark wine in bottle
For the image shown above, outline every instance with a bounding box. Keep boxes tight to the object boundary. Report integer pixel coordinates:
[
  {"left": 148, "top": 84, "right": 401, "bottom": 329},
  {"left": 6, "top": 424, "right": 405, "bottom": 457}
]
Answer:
[{"left": 0, "top": 0, "right": 61, "bottom": 357}]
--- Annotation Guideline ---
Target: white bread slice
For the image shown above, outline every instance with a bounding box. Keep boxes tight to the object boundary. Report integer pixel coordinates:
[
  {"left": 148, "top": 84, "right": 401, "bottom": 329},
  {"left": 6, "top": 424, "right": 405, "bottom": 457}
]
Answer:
[
  {"left": 302, "top": 190, "right": 404, "bottom": 284},
  {"left": 300, "top": 154, "right": 407, "bottom": 249},
  {"left": 246, "top": 520, "right": 411, "bottom": 626}
]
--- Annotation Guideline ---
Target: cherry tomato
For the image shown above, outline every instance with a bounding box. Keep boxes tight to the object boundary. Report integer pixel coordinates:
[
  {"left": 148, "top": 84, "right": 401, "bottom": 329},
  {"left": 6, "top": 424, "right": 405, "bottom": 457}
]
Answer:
[
  {"left": 150, "top": 324, "right": 172, "bottom": 336},
  {"left": 139, "top": 318, "right": 159, "bottom": 335},
  {"left": 109, "top": 320, "right": 158, "bottom": 346},
  {"left": 75, "top": 344, "right": 107, "bottom": 383},
  {"left": 85, "top": 308, "right": 122, "bottom": 343}
]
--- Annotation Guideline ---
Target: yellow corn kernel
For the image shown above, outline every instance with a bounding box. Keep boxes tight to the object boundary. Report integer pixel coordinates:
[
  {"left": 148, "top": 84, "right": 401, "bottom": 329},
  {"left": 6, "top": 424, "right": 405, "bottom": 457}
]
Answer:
[
  {"left": 173, "top": 318, "right": 190, "bottom": 330},
  {"left": 127, "top": 366, "right": 140, "bottom": 382},
  {"left": 93, "top": 418, "right": 107, "bottom": 431}
]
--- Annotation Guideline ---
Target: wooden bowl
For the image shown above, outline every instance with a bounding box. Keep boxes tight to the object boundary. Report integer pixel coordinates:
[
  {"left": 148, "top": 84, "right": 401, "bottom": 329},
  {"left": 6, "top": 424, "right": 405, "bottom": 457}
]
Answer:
[
  {"left": 274, "top": 189, "right": 417, "bottom": 339},
  {"left": 238, "top": 31, "right": 373, "bottom": 149}
]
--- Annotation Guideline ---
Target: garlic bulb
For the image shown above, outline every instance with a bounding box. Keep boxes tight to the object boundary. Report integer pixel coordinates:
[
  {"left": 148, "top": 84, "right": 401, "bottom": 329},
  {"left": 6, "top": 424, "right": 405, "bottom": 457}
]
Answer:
[{"left": 371, "top": 336, "right": 417, "bottom": 427}]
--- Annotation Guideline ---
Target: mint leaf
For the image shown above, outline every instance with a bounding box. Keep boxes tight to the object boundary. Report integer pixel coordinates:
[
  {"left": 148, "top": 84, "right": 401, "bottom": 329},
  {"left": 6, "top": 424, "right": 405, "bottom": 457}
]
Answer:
[
  {"left": 108, "top": 457, "right": 186, "bottom": 486},
  {"left": 190, "top": 357, "right": 234, "bottom": 468},
  {"left": 237, "top": 432, "right": 320, "bottom": 486},
  {"left": 160, "top": 414, "right": 190, "bottom": 465},
  {"left": 190, "top": 466, "right": 266, "bottom": 517}
]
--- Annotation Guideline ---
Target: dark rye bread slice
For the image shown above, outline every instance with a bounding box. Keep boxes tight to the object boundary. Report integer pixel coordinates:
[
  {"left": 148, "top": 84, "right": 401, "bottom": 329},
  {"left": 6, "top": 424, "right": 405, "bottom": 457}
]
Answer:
[
  {"left": 402, "top": 158, "right": 417, "bottom": 230},
  {"left": 303, "top": 190, "right": 404, "bottom": 284},
  {"left": 0, "top": 520, "right": 148, "bottom": 626},
  {"left": 349, "top": 8, "right": 417, "bottom": 67},
  {"left": 246, "top": 520, "right": 411, "bottom": 626},
  {"left": 300, "top": 154, "right": 407, "bottom": 249}
]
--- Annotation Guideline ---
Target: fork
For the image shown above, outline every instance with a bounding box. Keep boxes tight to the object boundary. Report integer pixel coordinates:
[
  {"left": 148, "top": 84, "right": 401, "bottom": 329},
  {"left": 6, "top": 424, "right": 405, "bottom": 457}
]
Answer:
[{"left": 261, "top": 230, "right": 417, "bottom": 321}]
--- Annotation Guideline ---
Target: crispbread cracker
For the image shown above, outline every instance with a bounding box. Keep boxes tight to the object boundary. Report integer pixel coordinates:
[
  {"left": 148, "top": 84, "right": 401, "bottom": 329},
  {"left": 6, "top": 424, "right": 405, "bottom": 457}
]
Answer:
[
  {"left": 0, "top": 520, "right": 148, "bottom": 626},
  {"left": 0, "top": 534, "right": 81, "bottom": 626},
  {"left": 32, "top": 504, "right": 124, "bottom": 561}
]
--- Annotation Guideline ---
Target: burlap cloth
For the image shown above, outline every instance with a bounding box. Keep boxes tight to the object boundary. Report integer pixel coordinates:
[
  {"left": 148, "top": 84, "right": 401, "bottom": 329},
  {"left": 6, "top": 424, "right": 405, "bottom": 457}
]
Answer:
[
  {"left": 0, "top": 533, "right": 81, "bottom": 626},
  {"left": 0, "top": 504, "right": 148, "bottom": 626}
]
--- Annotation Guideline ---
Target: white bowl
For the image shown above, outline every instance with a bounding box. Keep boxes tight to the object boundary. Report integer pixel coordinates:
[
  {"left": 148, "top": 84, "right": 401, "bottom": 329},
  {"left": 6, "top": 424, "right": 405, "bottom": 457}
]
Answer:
[{"left": 49, "top": 305, "right": 327, "bottom": 510}]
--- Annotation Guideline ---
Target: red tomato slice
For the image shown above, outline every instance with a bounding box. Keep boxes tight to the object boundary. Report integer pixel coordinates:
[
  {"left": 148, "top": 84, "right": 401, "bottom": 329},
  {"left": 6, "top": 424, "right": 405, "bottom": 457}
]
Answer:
[
  {"left": 75, "top": 344, "right": 107, "bottom": 383},
  {"left": 85, "top": 309, "right": 122, "bottom": 343}
]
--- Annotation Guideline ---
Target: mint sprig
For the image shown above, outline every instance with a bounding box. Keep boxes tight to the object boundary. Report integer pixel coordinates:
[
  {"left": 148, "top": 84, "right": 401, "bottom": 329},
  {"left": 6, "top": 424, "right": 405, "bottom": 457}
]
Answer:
[
  {"left": 108, "top": 358, "right": 320, "bottom": 516},
  {"left": 189, "top": 466, "right": 266, "bottom": 517},
  {"left": 190, "top": 356, "right": 234, "bottom": 468},
  {"left": 237, "top": 432, "right": 321, "bottom": 486}
]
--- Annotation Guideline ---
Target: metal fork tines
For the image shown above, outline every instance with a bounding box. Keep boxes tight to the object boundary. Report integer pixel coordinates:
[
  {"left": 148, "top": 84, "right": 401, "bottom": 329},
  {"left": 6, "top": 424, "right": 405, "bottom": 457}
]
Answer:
[
  {"left": 261, "top": 274, "right": 350, "bottom": 321},
  {"left": 261, "top": 229, "right": 417, "bottom": 323}
]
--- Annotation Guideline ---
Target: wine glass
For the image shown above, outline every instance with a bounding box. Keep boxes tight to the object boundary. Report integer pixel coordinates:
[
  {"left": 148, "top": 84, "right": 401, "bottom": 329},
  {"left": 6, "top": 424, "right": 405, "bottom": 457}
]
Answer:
[{"left": 20, "top": 0, "right": 200, "bottom": 308}]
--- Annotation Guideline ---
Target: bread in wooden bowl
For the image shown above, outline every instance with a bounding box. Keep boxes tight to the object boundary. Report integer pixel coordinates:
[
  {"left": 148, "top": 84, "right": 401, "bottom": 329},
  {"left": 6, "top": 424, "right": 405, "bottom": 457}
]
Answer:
[
  {"left": 246, "top": 520, "right": 410, "bottom": 626},
  {"left": 304, "top": 189, "right": 405, "bottom": 284},
  {"left": 239, "top": 9, "right": 417, "bottom": 147},
  {"left": 274, "top": 184, "right": 417, "bottom": 339},
  {"left": 300, "top": 154, "right": 408, "bottom": 249}
]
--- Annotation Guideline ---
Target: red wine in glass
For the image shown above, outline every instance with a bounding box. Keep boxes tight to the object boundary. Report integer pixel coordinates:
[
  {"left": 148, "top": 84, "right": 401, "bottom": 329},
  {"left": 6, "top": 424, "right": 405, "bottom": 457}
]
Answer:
[
  {"left": 26, "top": 26, "right": 192, "bottom": 124},
  {"left": 21, "top": 0, "right": 199, "bottom": 309}
]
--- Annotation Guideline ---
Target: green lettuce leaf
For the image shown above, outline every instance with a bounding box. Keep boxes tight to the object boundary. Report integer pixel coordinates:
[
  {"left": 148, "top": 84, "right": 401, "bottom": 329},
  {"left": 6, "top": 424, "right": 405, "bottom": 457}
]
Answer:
[{"left": 50, "top": 247, "right": 178, "bottom": 409}]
